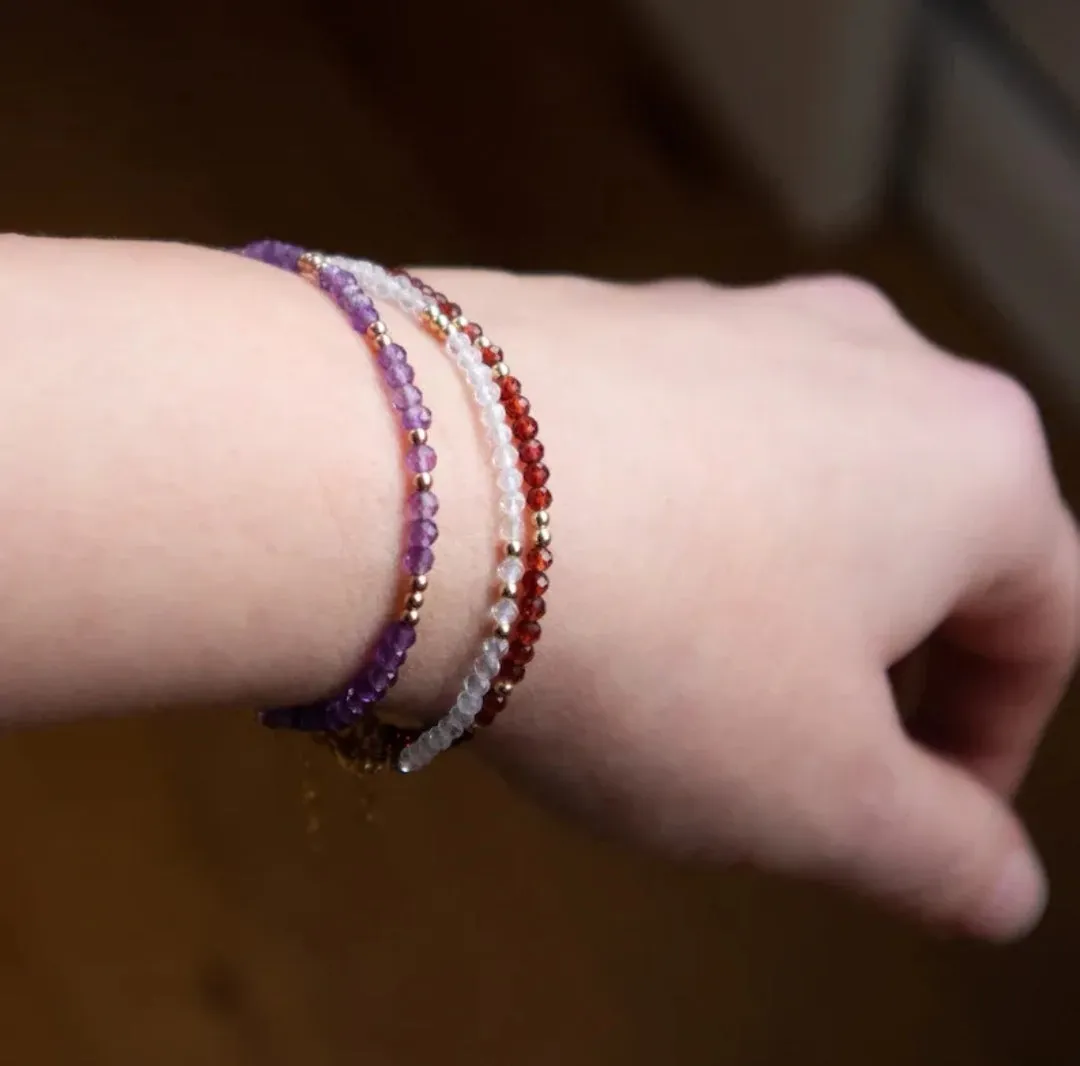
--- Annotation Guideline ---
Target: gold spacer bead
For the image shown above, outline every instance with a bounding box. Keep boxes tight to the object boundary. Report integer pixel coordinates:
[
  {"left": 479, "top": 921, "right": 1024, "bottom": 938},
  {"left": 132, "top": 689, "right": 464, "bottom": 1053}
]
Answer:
[
  {"left": 367, "top": 320, "right": 388, "bottom": 339},
  {"left": 477, "top": 335, "right": 491, "bottom": 349},
  {"left": 297, "top": 255, "right": 319, "bottom": 282},
  {"left": 436, "top": 313, "right": 451, "bottom": 333},
  {"left": 491, "top": 361, "right": 509, "bottom": 379},
  {"left": 506, "top": 541, "right": 523, "bottom": 557},
  {"left": 534, "top": 510, "right": 550, "bottom": 528},
  {"left": 411, "top": 574, "right": 430, "bottom": 593},
  {"left": 401, "top": 608, "right": 421, "bottom": 626},
  {"left": 410, "top": 428, "right": 428, "bottom": 446},
  {"left": 415, "top": 472, "right": 433, "bottom": 491},
  {"left": 493, "top": 680, "right": 514, "bottom": 698},
  {"left": 406, "top": 591, "right": 425, "bottom": 610},
  {"left": 500, "top": 584, "right": 518, "bottom": 600},
  {"left": 373, "top": 332, "right": 394, "bottom": 349},
  {"left": 535, "top": 528, "right": 552, "bottom": 548},
  {"left": 494, "top": 621, "right": 512, "bottom": 640},
  {"left": 452, "top": 316, "right": 469, "bottom": 331}
]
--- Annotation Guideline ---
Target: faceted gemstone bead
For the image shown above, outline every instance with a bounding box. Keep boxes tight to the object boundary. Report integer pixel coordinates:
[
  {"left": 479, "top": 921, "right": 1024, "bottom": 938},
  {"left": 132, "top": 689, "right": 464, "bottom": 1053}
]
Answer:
[
  {"left": 404, "top": 545, "right": 435, "bottom": 575},
  {"left": 439, "top": 299, "right": 462, "bottom": 319},
  {"left": 407, "top": 519, "right": 439, "bottom": 548},
  {"left": 527, "top": 486, "right": 553, "bottom": 511},
  {"left": 338, "top": 287, "right": 369, "bottom": 312},
  {"left": 504, "top": 394, "right": 531, "bottom": 420},
  {"left": 481, "top": 344, "right": 503, "bottom": 367},
  {"left": 499, "top": 661, "right": 527, "bottom": 684},
  {"left": 391, "top": 383, "right": 423, "bottom": 410},
  {"left": 508, "top": 639, "right": 535, "bottom": 665},
  {"left": 319, "top": 265, "right": 352, "bottom": 295},
  {"left": 523, "top": 462, "right": 549, "bottom": 488},
  {"left": 384, "top": 620, "right": 418, "bottom": 653},
  {"left": 406, "top": 443, "right": 437, "bottom": 473},
  {"left": 527, "top": 546, "right": 553, "bottom": 572},
  {"left": 406, "top": 490, "right": 440, "bottom": 520},
  {"left": 375, "top": 639, "right": 407, "bottom": 671},
  {"left": 517, "top": 621, "right": 542, "bottom": 646},
  {"left": 383, "top": 362, "right": 415, "bottom": 388},
  {"left": 519, "top": 439, "right": 545, "bottom": 464},
  {"left": 522, "top": 570, "right": 549, "bottom": 596},
  {"left": 513, "top": 415, "right": 539, "bottom": 441},
  {"left": 463, "top": 322, "right": 482, "bottom": 341},
  {"left": 497, "top": 556, "right": 525, "bottom": 586},
  {"left": 520, "top": 596, "right": 546, "bottom": 621},
  {"left": 401, "top": 405, "right": 432, "bottom": 430},
  {"left": 350, "top": 305, "right": 379, "bottom": 332},
  {"left": 491, "top": 597, "right": 519, "bottom": 627},
  {"left": 499, "top": 376, "right": 522, "bottom": 400},
  {"left": 475, "top": 696, "right": 501, "bottom": 728},
  {"left": 376, "top": 343, "right": 407, "bottom": 368}
]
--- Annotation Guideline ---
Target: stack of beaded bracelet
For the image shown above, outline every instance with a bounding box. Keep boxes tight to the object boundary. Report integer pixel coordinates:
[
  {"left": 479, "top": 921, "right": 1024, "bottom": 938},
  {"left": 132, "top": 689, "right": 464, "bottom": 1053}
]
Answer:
[
  {"left": 238, "top": 241, "right": 437, "bottom": 769},
  {"left": 328, "top": 257, "right": 552, "bottom": 772}
]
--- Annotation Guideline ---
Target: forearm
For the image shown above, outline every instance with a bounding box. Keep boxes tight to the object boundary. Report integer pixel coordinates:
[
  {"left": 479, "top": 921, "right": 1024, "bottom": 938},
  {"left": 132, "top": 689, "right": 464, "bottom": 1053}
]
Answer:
[{"left": 0, "top": 237, "right": 515, "bottom": 722}]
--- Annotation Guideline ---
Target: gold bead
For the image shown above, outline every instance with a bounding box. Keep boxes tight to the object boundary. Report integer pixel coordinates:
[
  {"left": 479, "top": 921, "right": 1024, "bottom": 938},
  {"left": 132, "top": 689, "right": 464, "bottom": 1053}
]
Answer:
[
  {"left": 506, "top": 541, "right": 523, "bottom": 557},
  {"left": 406, "top": 591, "right": 425, "bottom": 610},
  {"left": 493, "top": 680, "right": 514, "bottom": 698},
  {"left": 534, "top": 510, "right": 550, "bottom": 528},
  {"left": 411, "top": 574, "right": 429, "bottom": 593},
  {"left": 415, "top": 472, "right": 433, "bottom": 491},
  {"left": 373, "top": 332, "right": 394, "bottom": 348},
  {"left": 535, "top": 528, "right": 552, "bottom": 548},
  {"left": 500, "top": 585, "right": 517, "bottom": 600},
  {"left": 410, "top": 428, "right": 428, "bottom": 446},
  {"left": 491, "top": 362, "right": 509, "bottom": 379},
  {"left": 401, "top": 608, "right": 421, "bottom": 626},
  {"left": 297, "top": 255, "right": 319, "bottom": 282},
  {"left": 494, "top": 621, "right": 512, "bottom": 639},
  {"left": 436, "top": 313, "right": 451, "bottom": 333},
  {"left": 477, "top": 335, "right": 490, "bottom": 349},
  {"left": 367, "top": 320, "right": 388, "bottom": 339},
  {"left": 453, "top": 316, "right": 469, "bottom": 331}
]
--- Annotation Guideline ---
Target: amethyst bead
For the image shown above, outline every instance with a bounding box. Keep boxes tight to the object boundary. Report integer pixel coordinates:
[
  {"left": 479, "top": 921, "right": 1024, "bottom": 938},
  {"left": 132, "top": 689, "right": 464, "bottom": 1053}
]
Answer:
[
  {"left": 406, "top": 443, "right": 437, "bottom": 473},
  {"left": 384, "top": 620, "right": 418, "bottom": 653},
  {"left": 408, "top": 519, "right": 439, "bottom": 548},
  {"left": 406, "top": 490, "right": 440, "bottom": 520},
  {"left": 350, "top": 304, "right": 379, "bottom": 332},
  {"left": 383, "top": 361, "right": 415, "bottom": 388},
  {"left": 377, "top": 343, "right": 407, "bottom": 369},
  {"left": 401, "top": 405, "right": 432, "bottom": 430},
  {"left": 404, "top": 546, "right": 435, "bottom": 575},
  {"left": 392, "top": 384, "right": 423, "bottom": 411},
  {"left": 319, "top": 265, "right": 353, "bottom": 295}
]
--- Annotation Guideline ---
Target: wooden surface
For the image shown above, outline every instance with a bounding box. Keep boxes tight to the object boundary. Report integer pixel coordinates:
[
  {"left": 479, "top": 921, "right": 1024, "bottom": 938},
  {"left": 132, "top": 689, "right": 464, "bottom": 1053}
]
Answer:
[{"left": 1, "top": 2, "right": 1078, "bottom": 1063}]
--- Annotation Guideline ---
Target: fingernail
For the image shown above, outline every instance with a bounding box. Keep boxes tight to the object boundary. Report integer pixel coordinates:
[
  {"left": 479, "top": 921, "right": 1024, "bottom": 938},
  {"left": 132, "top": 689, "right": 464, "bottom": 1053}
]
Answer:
[{"left": 975, "top": 850, "right": 1048, "bottom": 943}]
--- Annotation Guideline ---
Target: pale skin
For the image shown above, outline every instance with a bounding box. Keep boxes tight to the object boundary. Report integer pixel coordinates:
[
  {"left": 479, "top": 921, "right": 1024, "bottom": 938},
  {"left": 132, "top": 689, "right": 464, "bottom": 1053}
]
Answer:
[{"left": 1, "top": 236, "right": 1076, "bottom": 942}]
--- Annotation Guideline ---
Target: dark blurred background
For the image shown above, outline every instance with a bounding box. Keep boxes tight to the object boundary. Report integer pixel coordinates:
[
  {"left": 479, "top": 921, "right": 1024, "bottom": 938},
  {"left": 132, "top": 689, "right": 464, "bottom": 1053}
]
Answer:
[{"left": 2, "top": 1, "right": 1079, "bottom": 1063}]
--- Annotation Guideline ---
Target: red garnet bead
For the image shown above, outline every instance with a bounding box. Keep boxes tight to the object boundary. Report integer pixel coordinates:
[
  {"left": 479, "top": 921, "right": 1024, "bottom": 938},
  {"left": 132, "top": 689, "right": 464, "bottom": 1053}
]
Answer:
[
  {"left": 523, "top": 462, "right": 549, "bottom": 488},
  {"left": 463, "top": 322, "right": 483, "bottom": 342},
  {"left": 508, "top": 639, "right": 535, "bottom": 665},
  {"left": 527, "top": 546, "right": 553, "bottom": 572},
  {"left": 439, "top": 299, "right": 462, "bottom": 319},
  {"left": 520, "top": 597, "right": 546, "bottom": 621},
  {"left": 499, "top": 660, "right": 527, "bottom": 684},
  {"left": 514, "top": 415, "right": 539, "bottom": 441},
  {"left": 482, "top": 344, "right": 503, "bottom": 367},
  {"left": 522, "top": 570, "right": 549, "bottom": 596},
  {"left": 475, "top": 695, "right": 501, "bottom": 727},
  {"left": 499, "top": 376, "right": 522, "bottom": 400},
  {"left": 519, "top": 439, "right": 545, "bottom": 464},
  {"left": 527, "top": 486, "right": 552, "bottom": 511},
  {"left": 505, "top": 394, "right": 531, "bottom": 420},
  {"left": 517, "top": 621, "right": 542, "bottom": 646}
]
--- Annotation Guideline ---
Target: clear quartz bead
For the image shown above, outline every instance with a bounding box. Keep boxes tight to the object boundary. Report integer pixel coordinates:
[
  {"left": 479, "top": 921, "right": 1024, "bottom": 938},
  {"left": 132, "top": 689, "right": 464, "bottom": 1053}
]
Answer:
[
  {"left": 474, "top": 380, "right": 501, "bottom": 405},
  {"left": 475, "top": 652, "right": 500, "bottom": 681},
  {"left": 488, "top": 420, "right": 513, "bottom": 446},
  {"left": 448, "top": 331, "right": 474, "bottom": 357},
  {"left": 497, "top": 557, "right": 525, "bottom": 586},
  {"left": 497, "top": 467, "right": 523, "bottom": 493},
  {"left": 458, "top": 690, "right": 483, "bottom": 716},
  {"left": 500, "top": 492, "right": 526, "bottom": 516},
  {"left": 492, "top": 444, "right": 519, "bottom": 470},
  {"left": 500, "top": 514, "right": 526, "bottom": 542},
  {"left": 464, "top": 671, "right": 491, "bottom": 698},
  {"left": 492, "top": 597, "right": 519, "bottom": 627},
  {"left": 445, "top": 714, "right": 467, "bottom": 740}
]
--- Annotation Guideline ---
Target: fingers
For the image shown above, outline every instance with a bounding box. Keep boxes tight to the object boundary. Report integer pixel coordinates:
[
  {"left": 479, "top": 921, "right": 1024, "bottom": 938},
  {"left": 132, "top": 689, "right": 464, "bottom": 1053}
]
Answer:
[
  {"left": 911, "top": 501, "right": 1080, "bottom": 797},
  {"left": 824, "top": 694, "right": 1047, "bottom": 941}
]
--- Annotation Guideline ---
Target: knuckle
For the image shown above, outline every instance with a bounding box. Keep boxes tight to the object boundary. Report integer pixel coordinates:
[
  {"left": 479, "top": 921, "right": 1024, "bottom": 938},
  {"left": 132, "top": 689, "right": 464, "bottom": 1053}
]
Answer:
[{"left": 777, "top": 273, "right": 901, "bottom": 327}]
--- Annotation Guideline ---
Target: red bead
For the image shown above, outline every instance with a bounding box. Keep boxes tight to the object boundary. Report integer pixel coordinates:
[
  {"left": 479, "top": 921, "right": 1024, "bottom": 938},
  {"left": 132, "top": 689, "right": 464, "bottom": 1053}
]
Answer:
[
  {"left": 517, "top": 621, "right": 542, "bottom": 646},
  {"left": 514, "top": 416, "right": 539, "bottom": 441},
  {"left": 522, "top": 570, "right": 549, "bottom": 596},
  {"left": 499, "top": 660, "right": 527, "bottom": 683},
  {"left": 439, "top": 299, "right": 462, "bottom": 319},
  {"left": 527, "top": 487, "right": 552, "bottom": 511},
  {"left": 520, "top": 596, "right": 546, "bottom": 621},
  {"left": 482, "top": 344, "right": 503, "bottom": 367},
  {"left": 475, "top": 704, "right": 498, "bottom": 727},
  {"left": 505, "top": 394, "right": 531, "bottom": 420},
  {"left": 419, "top": 283, "right": 436, "bottom": 298},
  {"left": 508, "top": 639, "right": 535, "bottom": 665},
  {"left": 463, "top": 323, "right": 483, "bottom": 341},
  {"left": 519, "top": 439, "right": 545, "bottom": 464},
  {"left": 389, "top": 267, "right": 408, "bottom": 277},
  {"left": 499, "top": 376, "right": 522, "bottom": 400},
  {"left": 527, "top": 547, "right": 553, "bottom": 572},
  {"left": 523, "top": 462, "right": 549, "bottom": 488}
]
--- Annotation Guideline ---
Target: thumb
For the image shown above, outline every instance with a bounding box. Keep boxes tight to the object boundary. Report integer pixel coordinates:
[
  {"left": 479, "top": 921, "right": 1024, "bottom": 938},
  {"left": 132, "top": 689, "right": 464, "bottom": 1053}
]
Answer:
[{"left": 832, "top": 735, "right": 1047, "bottom": 942}]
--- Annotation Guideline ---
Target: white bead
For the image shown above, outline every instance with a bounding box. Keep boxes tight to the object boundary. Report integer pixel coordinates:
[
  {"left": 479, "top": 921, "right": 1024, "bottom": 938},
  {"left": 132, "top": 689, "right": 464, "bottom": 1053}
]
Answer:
[
  {"left": 474, "top": 652, "right": 500, "bottom": 681},
  {"left": 492, "top": 597, "right": 519, "bottom": 627},
  {"left": 467, "top": 362, "right": 492, "bottom": 384},
  {"left": 497, "top": 467, "right": 523, "bottom": 493},
  {"left": 445, "top": 715, "right": 467, "bottom": 740},
  {"left": 487, "top": 420, "right": 513, "bottom": 446},
  {"left": 492, "top": 443, "right": 519, "bottom": 470},
  {"left": 403, "top": 288, "right": 427, "bottom": 313},
  {"left": 474, "top": 380, "right": 501, "bottom": 405},
  {"left": 447, "top": 331, "right": 474, "bottom": 357},
  {"left": 500, "top": 514, "right": 526, "bottom": 542},
  {"left": 482, "top": 403, "right": 507, "bottom": 429},
  {"left": 458, "top": 690, "right": 483, "bottom": 716},
  {"left": 500, "top": 492, "right": 526, "bottom": 516},
  {"left": 497, "top": 557, "right": 525, "bottom": 586},
  {"left": 464, "top": 671, "right": 491, "bottom": 698}
]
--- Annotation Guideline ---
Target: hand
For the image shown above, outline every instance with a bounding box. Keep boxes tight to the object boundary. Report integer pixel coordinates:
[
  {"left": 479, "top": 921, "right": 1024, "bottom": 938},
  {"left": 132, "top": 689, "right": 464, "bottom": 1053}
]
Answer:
[{"left": 420, "top": 269, "right": 1080, "bottom": 941}]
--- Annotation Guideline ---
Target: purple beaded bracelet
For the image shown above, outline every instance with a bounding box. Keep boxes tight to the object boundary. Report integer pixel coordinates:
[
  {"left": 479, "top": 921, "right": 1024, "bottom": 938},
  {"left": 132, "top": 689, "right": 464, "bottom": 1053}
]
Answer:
[{"left": 237, "top": 240, "right": 438, "bottom": 740}]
